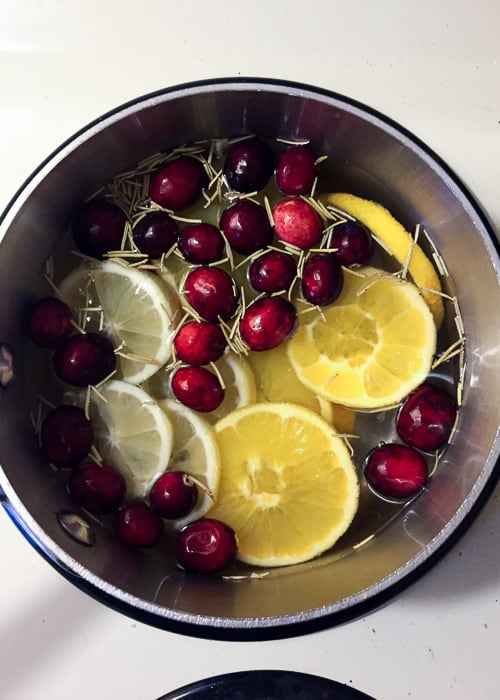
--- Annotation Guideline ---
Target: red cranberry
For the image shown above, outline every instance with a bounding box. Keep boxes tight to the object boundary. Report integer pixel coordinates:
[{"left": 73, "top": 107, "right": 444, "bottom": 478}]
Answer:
[
  {"left": 72, "top": 199, "right": 127, "bottom": 259},
  {"left": 364, "top": 443, "right": 428, "bottom": 500},
  {"left": 176, "top": 518, "right": 237, "bottom": 573},
  {"left": 149, "top": 471, "right": 198, "bottom": 519},
  {"left": 331, "top": 221, "right": 374, "bottom": 267},
  {"left": 184, "top": 266, "right": 239, "bottom": 322},
  {"left": 53, "top": 333, "right": 116, "bottom": 387},
  {"left": 219, "top": 200, "right": 273, "bottom": 255},
  {"left": 223, "top": 137, "right": 274, "bottom": 193},
  {"left": 28, "top": 297, "right": 73, "bottom": 349},
  {"left": 149, "top": 156, "right": 208, "bottom": 211},
  {"left": 301, "top": 253, "right": 344, "bottom": 306},
  {"left": 68, "top": 462, "right": 126, "bottom": 515},
  {"left": 40, "top": 405, "right": 93, "bottom": 469},
  {"left": 174, "top": 321, "right": 226, "bottom": 365},
  {"left": 275, "top": 145, "right": 317, "bottom": 195},
  {"left": 248, "top": 250, "right": 297, "bottom": 293},
  {"left": 113, "top": 501, "right": 164, "bottom": 547},
  {"left": 132, "top": 211, "right": 179, "bottom": 258},
  {"left": 178, "top": 223, "right": 225, "bottom": 264},
  {"left": 273, "top": 198, "right": 323, "bottom": 249},
  {"left": 239, "top": 296, "right": 297, "bottom": 351},
  {"left": 396, "top": 383, "right": 457, "bottom": 452},
  {"left": 171, "top": 365, "right": 224, "bottom": 412}
]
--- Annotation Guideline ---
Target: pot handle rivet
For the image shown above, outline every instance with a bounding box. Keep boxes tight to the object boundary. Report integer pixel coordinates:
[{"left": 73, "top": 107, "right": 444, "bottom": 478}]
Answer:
[
  {"left": 0, "top": 344, "right": 15, "bottom": 388},
  {"left": 57, "top": 510, "right": 96, "bottom": 546}
]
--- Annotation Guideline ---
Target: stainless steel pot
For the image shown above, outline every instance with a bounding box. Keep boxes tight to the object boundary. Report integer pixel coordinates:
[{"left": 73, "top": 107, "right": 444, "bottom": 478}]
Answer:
[{"left": 0, "top": 78, "right": 499, "bottom": 640}]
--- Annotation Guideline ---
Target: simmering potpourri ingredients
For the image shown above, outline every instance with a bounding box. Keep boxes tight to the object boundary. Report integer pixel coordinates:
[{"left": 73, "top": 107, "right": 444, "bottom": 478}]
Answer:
[{"left": 27, "top": 134, "right": 464, "bottom": 576}]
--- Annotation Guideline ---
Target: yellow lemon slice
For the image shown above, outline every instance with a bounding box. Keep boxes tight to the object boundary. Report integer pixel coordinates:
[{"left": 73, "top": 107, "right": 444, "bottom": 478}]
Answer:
[
  {"left": 247, "top": 341, "right": 335, "bottom": 423},
  {"left": 158, "top": 399, "right": 221, "bottom": 529},
  {"left": 287, "top": 266, "right": 437, "bottom": 409},
  {"left": 92, "top": 261, "right": 181, "bottom": 384},
  {"left": 89, "top": 380, "right": 173, "bottom": 497},
  {"left": 320, "top": 192, "right": 444, "bottom": 327},
  {"left": 208, "top": 403, "right": 359, "bottom": 567}
]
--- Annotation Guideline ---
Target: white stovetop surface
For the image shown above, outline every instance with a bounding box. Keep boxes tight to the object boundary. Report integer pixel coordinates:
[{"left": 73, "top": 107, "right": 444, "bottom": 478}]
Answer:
[{"left": 1, "top": 2, "right": 499, "bottom": 698}]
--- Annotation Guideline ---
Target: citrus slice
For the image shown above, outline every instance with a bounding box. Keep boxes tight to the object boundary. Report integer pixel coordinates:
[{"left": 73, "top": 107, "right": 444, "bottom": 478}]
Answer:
[
  {"left": 60, "top": 260, "right": 181, "bottom": 384},
  {"left": 158, "top": 399, "right": 221, "bottom": 528},
  {"left": 141, "top": 351, "right": 257, "bottom": 422},
  {"left": 287, "top": 266, "right": 437, "bottom": 409},
  {"left": 204, "top": 352, "right": 257, "bottom": 425},
  {"left": 320, "top": 192, "right": 444, "bottom": 327},
  {"left": 92, "top": 260, "right": 181, "bottom": 384},
  {"left": 247, "top": 341, "right": 333, "bottom": 421},
  {"left": 207, "top": 403, "right": 359, "bottom": 567},
  {"left": 89, "top": 380, "right": 173, "bottom": 497},
  {"left": 246, "top": 342, "right": 356, "bottom": 434}
]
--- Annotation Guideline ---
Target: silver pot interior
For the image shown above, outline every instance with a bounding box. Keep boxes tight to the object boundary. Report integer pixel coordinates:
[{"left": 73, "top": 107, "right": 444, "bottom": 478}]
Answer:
[{"left": 0, "top": 79, "right": 499, "bottom": 638}]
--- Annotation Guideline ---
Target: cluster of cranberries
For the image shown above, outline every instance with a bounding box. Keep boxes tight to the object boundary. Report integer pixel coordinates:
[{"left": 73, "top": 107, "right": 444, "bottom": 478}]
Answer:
[
  {"left": 36, "top": 400, "right": 236, "bottom": 572},
  {"left": 136, "top": 138, "right": 373, "bottom": 413},
  {"left": 28, "top": 134, "right": 458, "bottom": 570},
  {"left": 364, "top": 382, "right": 457, "bottom": 500}
]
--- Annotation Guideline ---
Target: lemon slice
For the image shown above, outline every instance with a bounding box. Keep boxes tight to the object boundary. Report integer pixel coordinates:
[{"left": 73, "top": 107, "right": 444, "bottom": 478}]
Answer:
[
  {"left": 90, "top": 380, "right": 173, "bottom": 497},
  {"left": 204, "top": 352, "right": 257, "bottom": 424},
  {"left": 207, "top": 403, "right": 359, "bottom": 567},
  {"left": 320, "top": 192, "right": 444, "bottom": 327},
  {"left": 59, "top": 261, "right": 181, "bottom": 384},
  {"left": 92, "top": 261, "right": 181, "bottom": 384},
  {"left": 246, "top": 341, "right": 332, "bottom": 420},
  {"left": 158, "top": 399, "right": 221, "bottom": 528},
  {"left": 288, "top": 266, "right": 437, "bottom": 409}
]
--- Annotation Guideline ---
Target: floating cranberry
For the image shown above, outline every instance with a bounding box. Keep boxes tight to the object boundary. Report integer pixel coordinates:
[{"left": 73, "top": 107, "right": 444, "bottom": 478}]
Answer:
[
  {"left": 171, "top": 365, "right": 224, "bottom": 412},
  {"left": 73, "top": 199, "right": 127, "bottom": 259},
  {"left": 275, "top": 145, "right": 317, "bottom": 195},
  {"left": 364, "top": 443, "right": 428, "bottom": 500},
  {"left": 248, "top": 250, "right": 297, "bottom": 293},
  {"left": 223, "top": 137, "right": 274, "bottom": 193},
  {"left": 178, "top": 223, "right": 225, "bottom": 264},
  {"left": 273, "top": 198, "right": 323, "bottom": 249},
  {"left": 174, "top": 321, "right": 226, "bottom": 366},
  {"left": 301, "top": 253, "right": 344, "bottom": 306},
  {"left": 239, "top": 296, "right": 297, "bottom": 352},
  {"left": 40, "top": 405, "right": 94, "bottom": 469},
  {"left": 184, "top": 266, "right": 239, "bottom": 322},
  {"left": 176, "top": 518, "right": 237, "bottom": 573},
  {"left": 132, "top": 211, "right": 179, "bottom": 258},
  {"left": 150, "top": 471, "right": 198, "bottom": 520},
  {"left": 113, "top": 501, "right": 164, "bottom": 547},
  {"left": 53, "top": 333, "right": 116, "bottom": 387},
  {"left": 219, "top": 200, "right": 273, "bottom": 255},
  {"left": 68, "top": 462, "right": 126, "bottom": 515},
  {"left": 331, "top": 221, "right": 374, "bottom": 267},
  {"left": 149, "top": 156, "right": 208, "bottom": 211},
  {"left": 28, "top": 297, "right": 73, "bottom": 349},
  {"left": 396, "top": 383, "right": 457, "bottom": 452}
]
